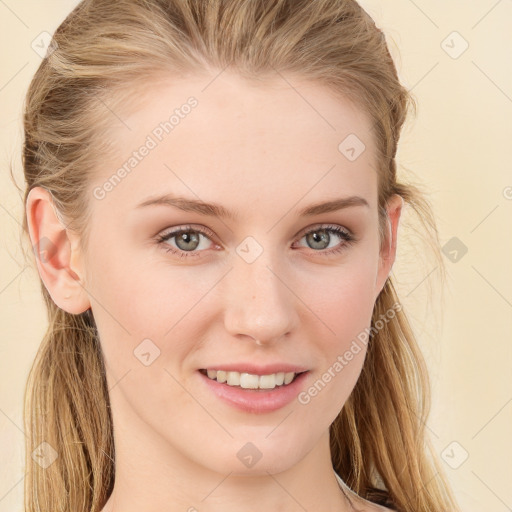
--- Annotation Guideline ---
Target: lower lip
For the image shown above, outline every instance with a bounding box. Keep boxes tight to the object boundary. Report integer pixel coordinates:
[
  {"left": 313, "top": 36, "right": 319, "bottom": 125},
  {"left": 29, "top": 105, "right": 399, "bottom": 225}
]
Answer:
[{"left": 197, "top": 370, "right": 310, "bottom": 413}]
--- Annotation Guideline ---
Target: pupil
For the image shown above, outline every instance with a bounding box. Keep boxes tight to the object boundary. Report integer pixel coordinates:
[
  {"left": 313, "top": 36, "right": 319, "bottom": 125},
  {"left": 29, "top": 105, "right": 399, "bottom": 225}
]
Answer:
[
  {"left": 177, "top": 231, "right": 199, "bottom": 250},
  {"left": 308, "top": 230, "right": 329, "bottom": 249}
]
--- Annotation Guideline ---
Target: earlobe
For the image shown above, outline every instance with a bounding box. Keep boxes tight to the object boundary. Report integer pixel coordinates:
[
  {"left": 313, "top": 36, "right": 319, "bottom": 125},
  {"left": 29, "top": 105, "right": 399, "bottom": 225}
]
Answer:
[
  {"left": 26, "top": 186, "right": 91, "bottom": 314},
  {"left": 375, "top": 194, "right": 404, "bottom": 298}
]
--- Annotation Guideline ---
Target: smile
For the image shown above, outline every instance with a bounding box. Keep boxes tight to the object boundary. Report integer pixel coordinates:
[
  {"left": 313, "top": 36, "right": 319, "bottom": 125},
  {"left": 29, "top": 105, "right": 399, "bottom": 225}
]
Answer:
[{"left": 199, "top": 368, "right": 304, "bottom": 390}]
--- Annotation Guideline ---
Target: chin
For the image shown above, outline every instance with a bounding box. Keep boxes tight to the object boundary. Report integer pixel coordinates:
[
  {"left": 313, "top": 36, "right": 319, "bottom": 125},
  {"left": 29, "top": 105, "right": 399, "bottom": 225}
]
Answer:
[{"left": 202, "top": 432, "right": 310, "bottom": 476}]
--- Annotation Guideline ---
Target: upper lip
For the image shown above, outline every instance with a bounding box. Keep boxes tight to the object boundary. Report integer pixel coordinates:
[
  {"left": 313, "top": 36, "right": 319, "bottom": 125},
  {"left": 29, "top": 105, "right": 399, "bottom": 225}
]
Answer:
[{"left": 200, "top": 363, "right": 309, "bottom": 375}]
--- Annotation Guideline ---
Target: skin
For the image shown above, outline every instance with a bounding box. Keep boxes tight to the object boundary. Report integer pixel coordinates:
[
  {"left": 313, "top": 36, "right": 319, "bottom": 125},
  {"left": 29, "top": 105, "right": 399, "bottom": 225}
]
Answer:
[{"left": 26, "top": 69, "right": 402, "bottom": 512}]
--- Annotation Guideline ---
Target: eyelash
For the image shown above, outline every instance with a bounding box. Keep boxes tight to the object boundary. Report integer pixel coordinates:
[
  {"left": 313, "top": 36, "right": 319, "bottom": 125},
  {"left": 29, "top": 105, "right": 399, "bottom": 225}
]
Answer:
[{"left": 155, "top": 224, "right": 356, "bottom": 259}]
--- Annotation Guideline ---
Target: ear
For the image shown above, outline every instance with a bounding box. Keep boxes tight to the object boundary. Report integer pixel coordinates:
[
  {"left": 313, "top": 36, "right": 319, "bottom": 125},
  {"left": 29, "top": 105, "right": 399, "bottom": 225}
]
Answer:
[
  {"left": 374, "top": 194, "right": 403, "bottom": 300},
  {"left": 26, "top": 186, "right": 91, "bottom": 314}
]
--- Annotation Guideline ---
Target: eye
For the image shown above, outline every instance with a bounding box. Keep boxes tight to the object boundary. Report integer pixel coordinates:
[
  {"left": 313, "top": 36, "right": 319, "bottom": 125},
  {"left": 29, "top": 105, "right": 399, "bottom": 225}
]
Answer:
[
  {"left": 155, "top": 225, "right": 217, "bottom": 258},
  {"left": 293, "top": 224, "right": 355, "bottom": 256},
  {"left": 155, "top": 223, "right": 356, "bottom": 259}
]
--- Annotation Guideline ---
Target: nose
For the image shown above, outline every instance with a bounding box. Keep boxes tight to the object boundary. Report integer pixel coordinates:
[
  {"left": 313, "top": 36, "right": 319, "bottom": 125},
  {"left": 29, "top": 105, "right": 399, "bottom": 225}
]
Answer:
[{"left": 222, "top": 249, "right": 300, "bottom": 346}]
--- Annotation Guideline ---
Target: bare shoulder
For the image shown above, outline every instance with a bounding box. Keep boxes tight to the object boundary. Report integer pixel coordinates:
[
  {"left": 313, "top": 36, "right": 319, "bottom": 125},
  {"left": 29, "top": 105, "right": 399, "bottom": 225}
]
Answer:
[
  {"left": 334, "top": 472, "right": 397, "bottom": 512},
  {"left": 346, "top": 492, "right": 397, "bottom": 512},
  {"left": 360, "top": 501, "right": 397, "bottom": 512},
  {"left": 370, "top": 503, "right": 397, "bottom": 512}
]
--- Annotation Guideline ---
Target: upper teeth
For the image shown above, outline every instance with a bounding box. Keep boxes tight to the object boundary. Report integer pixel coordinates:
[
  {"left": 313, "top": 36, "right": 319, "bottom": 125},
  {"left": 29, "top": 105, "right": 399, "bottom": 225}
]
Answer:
[{"left": 205, "top": 369, "right": 297, "bottom": 389}]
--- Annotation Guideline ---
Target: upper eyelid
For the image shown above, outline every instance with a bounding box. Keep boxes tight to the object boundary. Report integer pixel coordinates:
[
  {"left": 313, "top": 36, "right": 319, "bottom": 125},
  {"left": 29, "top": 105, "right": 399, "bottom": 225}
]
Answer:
[
  {"left": 296, "top": 223, "right": 352, "bottom": 238},
  {"left": 157, "top": 223, "right": 352, "bottom": 246},
  {"left": 159, "top": 224, "right": 215, "bottom": 238}
]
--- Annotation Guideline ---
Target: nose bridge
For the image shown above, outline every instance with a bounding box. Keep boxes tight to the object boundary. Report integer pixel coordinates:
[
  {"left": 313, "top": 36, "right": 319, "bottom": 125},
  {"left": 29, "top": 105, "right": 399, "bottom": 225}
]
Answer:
[{"left": 223, "top": 241, "right": 299, "bottom": 343}]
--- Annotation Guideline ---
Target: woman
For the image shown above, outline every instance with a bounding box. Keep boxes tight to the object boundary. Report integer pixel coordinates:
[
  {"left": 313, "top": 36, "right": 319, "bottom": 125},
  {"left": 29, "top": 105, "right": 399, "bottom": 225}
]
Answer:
[{"left": 22, "top": 0, "right": 461, "bottom": 511}]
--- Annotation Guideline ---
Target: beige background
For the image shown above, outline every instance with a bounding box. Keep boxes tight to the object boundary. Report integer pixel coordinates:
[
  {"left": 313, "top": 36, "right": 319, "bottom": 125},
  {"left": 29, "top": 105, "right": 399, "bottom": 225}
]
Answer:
[{"left": 1, "top": 1, "right": 511, "bottom": 511}]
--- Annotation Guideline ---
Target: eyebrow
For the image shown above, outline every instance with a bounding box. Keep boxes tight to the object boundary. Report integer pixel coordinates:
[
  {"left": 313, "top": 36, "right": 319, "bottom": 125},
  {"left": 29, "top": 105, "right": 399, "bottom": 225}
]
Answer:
[{"left": 136, "top": 193, "right": 369, "bottom": 220}]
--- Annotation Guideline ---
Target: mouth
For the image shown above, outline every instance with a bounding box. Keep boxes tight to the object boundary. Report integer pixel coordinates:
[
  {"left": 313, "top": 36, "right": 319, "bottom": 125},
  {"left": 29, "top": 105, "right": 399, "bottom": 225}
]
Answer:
[{"left": 199, "top": 368, "right": 308, "bottom": 391}]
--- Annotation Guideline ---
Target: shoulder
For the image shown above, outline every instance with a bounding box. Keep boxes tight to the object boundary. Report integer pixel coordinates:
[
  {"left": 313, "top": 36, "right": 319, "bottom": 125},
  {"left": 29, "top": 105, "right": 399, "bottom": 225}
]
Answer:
[
  {"left": 334, "top": 472, "right": 398, "bottom": 512},
  {"left": 371, "top": 503, "right": 397, "bottom": 512},
  {"left": 349, "top": 498, "right": 397, "bottom": 512},
  {"left": 353, "top": 497, "right": 397, "bottom": 512},
  {"left": 341, "top": 483, "right": 397, "bottom": 511}
]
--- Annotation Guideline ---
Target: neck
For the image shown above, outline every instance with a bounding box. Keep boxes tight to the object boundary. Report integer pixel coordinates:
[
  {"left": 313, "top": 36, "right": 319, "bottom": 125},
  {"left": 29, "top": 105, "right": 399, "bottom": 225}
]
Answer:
[{"left": 100, "top": 428, "right": 353, "bottom": 512}]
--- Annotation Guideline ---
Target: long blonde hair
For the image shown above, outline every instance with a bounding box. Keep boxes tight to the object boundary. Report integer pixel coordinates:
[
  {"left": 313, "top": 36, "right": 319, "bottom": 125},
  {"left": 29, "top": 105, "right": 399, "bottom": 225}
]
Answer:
[{"left": 20, "top": 1, "right": 461, "bottom": 510}]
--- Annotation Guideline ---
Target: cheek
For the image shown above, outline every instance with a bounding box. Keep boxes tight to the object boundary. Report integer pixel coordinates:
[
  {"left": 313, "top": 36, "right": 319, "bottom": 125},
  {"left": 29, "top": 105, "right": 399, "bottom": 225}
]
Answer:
[
  {"left": 84, "top": 238, "right": 219, "bottom": 377},
  {"left": 304, "top": 251, "right": 379, "bottom": 343},
  {"left": 296, "top": 255, "right": 378, "bottom": 410}
]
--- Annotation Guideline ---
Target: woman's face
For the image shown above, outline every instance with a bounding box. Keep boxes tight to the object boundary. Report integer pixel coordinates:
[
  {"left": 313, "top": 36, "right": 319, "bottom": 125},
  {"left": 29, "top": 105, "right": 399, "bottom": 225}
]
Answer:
[{"left": 69, "top": 71, "right": 402, "bottom": 476}]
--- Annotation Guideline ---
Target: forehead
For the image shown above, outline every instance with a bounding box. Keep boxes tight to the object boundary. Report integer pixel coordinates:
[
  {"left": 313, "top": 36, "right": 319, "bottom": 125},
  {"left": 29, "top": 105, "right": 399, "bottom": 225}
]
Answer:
[{"left": 90, "top": 70, "right": 378, "bottom": 217}]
